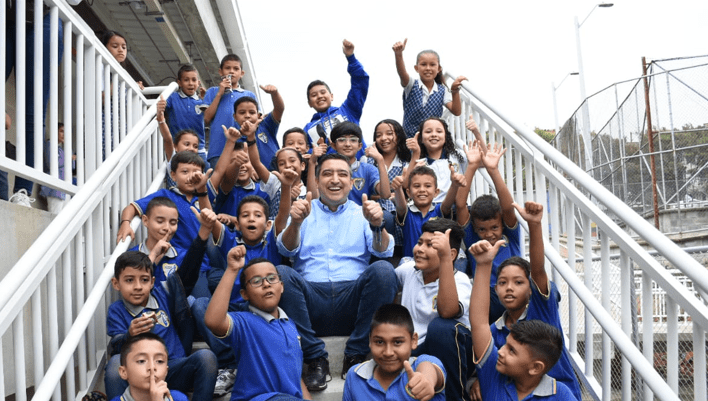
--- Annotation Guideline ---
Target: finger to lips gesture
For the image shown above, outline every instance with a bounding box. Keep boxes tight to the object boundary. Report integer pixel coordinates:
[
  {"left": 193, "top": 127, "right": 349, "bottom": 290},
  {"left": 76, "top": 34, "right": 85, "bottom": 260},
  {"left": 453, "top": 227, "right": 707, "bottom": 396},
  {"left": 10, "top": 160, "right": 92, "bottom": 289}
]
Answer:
[
  {"left": 290, "top": 191, "right": 313, "bottom": 224},
  {"left": 149, "top": 371, "right": 169, "bottom": 401},
  {"left": 404, "top": 360, "right": 434, "bottom": 401},
  {"left": 362, "top": 194, "right": 383, "bottom": 227}
]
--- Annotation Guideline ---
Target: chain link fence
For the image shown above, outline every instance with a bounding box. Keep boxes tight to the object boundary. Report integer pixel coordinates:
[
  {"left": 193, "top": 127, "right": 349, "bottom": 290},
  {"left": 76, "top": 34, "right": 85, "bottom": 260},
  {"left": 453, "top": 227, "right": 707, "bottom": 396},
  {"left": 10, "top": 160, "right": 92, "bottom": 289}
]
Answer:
[{"left": 553, "top": 56, "right": 708, "bottom": 230}]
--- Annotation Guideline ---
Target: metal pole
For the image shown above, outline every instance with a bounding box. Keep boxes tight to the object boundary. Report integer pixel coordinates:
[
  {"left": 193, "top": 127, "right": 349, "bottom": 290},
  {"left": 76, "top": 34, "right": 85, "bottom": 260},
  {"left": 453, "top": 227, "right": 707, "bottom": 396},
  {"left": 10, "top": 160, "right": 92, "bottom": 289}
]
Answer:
[
  {"left": 641, "top": 57, "right": 660, "bottom": 229},
  {"left": 575, "top": 15, "right": 593, "bottom": 173}
]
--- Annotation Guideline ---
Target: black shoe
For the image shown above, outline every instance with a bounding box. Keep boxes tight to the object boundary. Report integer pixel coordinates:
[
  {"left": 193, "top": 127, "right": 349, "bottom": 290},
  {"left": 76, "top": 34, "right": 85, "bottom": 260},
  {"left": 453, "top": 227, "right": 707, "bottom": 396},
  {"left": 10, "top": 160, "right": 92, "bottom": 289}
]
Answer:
[
  {"left": 304, "top": 356, "right": 331, "bottom": 391},
  {"left": 341, "top": 354, "right": 367, "bottom": 379}
]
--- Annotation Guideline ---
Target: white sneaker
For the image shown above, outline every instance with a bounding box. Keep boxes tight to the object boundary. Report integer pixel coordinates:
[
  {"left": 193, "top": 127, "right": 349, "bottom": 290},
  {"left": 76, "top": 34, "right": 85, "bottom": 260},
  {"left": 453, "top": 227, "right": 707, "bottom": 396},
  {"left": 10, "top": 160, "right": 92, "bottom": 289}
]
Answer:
[
  {"left": 9, "top": 189, "right": 35, "bottom": 207},
  {"left": 214, "top": 368, "right": 236, "bottom": 396}
]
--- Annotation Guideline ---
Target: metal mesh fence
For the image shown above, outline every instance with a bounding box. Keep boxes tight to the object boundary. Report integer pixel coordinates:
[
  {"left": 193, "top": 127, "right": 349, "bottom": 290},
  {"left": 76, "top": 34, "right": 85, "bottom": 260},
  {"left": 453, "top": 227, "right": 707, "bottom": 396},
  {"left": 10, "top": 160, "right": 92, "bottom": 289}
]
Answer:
[{"left": 553, "top": 56, "right": 708, "bottom": 229}]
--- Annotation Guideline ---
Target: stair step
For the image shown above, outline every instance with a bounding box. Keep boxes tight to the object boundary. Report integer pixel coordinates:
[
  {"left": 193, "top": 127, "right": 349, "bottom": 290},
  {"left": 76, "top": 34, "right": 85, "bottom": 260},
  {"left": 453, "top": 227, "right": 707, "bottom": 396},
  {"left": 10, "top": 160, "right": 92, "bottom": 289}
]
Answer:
[{"left": 310, "top": 336, "right": 348, "bottom": 401}]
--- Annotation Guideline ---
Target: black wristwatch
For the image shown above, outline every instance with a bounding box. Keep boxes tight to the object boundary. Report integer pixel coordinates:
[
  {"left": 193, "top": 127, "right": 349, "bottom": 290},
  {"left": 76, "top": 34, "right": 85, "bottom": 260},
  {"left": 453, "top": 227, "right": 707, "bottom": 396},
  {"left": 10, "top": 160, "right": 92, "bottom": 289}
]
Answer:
[{"left": 246, "top": 139, "right": 257, "bottom": 146}]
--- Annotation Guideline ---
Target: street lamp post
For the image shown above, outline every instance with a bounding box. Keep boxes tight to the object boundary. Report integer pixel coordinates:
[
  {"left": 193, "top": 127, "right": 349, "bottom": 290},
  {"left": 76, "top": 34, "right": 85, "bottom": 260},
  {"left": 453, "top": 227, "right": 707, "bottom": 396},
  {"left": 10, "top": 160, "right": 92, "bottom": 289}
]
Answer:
[
  {"left": 552, "top": 72, "right": 579, "bottom": 162},
  {"left": 574, "top": 2, "right": 613, "bottom": 173}
]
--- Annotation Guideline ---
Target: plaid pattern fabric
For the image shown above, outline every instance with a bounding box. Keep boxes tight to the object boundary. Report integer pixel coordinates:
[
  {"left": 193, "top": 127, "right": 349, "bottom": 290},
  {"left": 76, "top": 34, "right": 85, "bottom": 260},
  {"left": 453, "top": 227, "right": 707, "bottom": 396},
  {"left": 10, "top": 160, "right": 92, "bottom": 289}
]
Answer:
[
  {"left": 366, "top": 157, "right": 406, "bottom": 246},
  {"left": 402, "top": 80, "right": 446, "bottom": 138}
]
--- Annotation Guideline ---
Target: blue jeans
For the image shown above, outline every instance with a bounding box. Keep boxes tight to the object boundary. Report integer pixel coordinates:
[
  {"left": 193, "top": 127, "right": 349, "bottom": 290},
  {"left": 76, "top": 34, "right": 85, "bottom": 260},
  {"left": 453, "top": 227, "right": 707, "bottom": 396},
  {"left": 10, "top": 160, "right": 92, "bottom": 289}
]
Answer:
[
  {"left": 190, "top": 297, "right": 251, "bottom": 369},
  {"left": 3, "top": 15, "right": 64, "bottom": 195},
  {"left": 266, "top": 394, "right": 306, "bottom": 401},
  {"left": 105, "top": 349, "right": 217, "bottom": 400},
  {"left": 277, "top": 260, "right": 397, "bottom": 360},
  {"left": 412, "top": 317, "right": 472, "bottom": 401}
]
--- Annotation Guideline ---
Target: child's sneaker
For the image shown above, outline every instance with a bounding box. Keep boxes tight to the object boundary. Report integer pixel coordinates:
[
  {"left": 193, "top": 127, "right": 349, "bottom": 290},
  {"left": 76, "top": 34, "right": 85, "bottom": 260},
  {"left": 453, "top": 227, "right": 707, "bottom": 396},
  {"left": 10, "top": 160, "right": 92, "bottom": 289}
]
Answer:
[
  {"left": 9, "top": 189, "right": 35, "bottom": 207},
  {"left": 214, "top": 368, "right": 236, "bottom": 396}
]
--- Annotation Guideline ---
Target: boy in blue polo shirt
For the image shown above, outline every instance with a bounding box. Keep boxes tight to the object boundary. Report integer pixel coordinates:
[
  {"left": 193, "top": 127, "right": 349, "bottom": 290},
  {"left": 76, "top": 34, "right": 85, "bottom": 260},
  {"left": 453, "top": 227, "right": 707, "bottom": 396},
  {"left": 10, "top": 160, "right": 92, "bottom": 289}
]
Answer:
[
  {"left": 393, "top": 165, "right": 465, "bottom": 258},
  {"left": 204, "top": 247, "right": 311, "bottom": 401},
  {"left": 105, "top": 209, "right": 218, "bottom": 400},
  {"left": 343, "top": 304, "right": 445, "bottom": 401},
  {"left": 160, "top": 64, "right": 208, "bottom": 165},
  {"left": 203, "top": 54, "right": 257, "bottom": 168},
  {"left": 468, "top": 238, "right": 574, "bottom": 401},
  {"left": 239, "top": 86, "right": 284, "bottom": 169},
  {"left": 304, "top": 39, "right": 369, "bottom": 159},
  {"left": 311, "top": 121, "right": 389, "bottom": 206}
]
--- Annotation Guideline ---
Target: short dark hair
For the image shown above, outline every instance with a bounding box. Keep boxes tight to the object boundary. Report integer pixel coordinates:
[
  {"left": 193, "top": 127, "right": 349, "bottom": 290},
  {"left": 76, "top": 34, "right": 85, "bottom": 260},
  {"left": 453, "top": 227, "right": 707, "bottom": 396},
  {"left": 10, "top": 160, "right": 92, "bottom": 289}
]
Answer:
[
  {"left": 115, "top": 251, "right": 153, "bottom": 279},
  {"left": 330, "top": 121, "right": 362, "bottom": 143},
  {"left": 145, "top": 196, "right": 177, "bottom": 217},
  {"left": 306, "top": 80, "right": 331, "bottom": 99},
  {"left": 508, "top": 320, "right": 563, "bottom": 374},
  {"left": 239, "top": 258, "right": 276, "bottom": 292},
  {"left": 174, "top": 129, "right": 199, "bottom": 147},
  {"left": 421, "top": 218, "right": 464, "bottom": 252},
  {"left": 407, "top": 165, "right": 438, "bottom": 188},
  {"left": 236, "top": 195, "right": 269, "bottom": 218},
  {"left": 470, "top": 194, "right": 502, "bottom": 222},
  {"left": 120, "top": 332, "right": 167, "bottom": 366},
  {"left": 170, "top": 150, "right": 205, "bottom": 173},
  {"left": 315, "top": 153, "right": 351, "bottom": 178},
  {"left": 281, "top": 127, "right": 309, "bottom": 149},
  {"left": 177, "top": 63, "right": 197, "bottom": 81},
  {"left": 220, "top": 54, "right": 242, "bottom": 70},
  {"left": 496, "top": 256, "right": 531, "bottom": 280},
  {"left": 370, "top": 304, "right": 414, "bottom": 336},
  {"left": 233, "top": 96, "right": 258, "bottom": 113},
  {"left": 373, "top": 119, "right": 411, "bottom": 163},
  {"left": 58, "top": 122, "right": 64, "bottom": 129}
]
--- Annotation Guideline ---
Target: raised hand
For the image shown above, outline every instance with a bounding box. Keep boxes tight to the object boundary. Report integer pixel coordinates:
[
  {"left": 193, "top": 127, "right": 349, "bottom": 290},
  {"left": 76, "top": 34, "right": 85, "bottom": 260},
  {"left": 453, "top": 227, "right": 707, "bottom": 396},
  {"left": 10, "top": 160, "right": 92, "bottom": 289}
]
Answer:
[
  {"left": 156, "top": 95, "right": 166, "bottom": 116},
  {"left": 226, "top": 245, "right": 247, "bottom": 273},
  {"left": 290, "top": 191, "right": 312, "bottom": 225},
  {"left": 451, "top": 75, "right": 468, "bottom": 93},
  {"left": 259, "top": 84, "right": 278, "bottom": 94},
  {"left": 222, "top": 125, "right": 242, "bottom": 142},
  {"left": 406, "top": 132, "right": 421, "bottom": 158},
  {"left": 391, "top": 175, "right": 404, "bottom": 191},
  {"left": 392, "top": 38, "right": 407, "bottom": 55},
  {"left": 187, "top": 168, "right": 213, "bottom": 190},
  {"left": 431, "top": 229, "right": 452, "bottom": 260},
  {"left": 464, "top": 140, "right": 483, "bottom": 168},
  {"left": 362, "top": 193, "right": 384, "bottom": 227},
  {"left": 404, "top": 360, "right": 435, "bottom": 401},
  {"left": 449, "top": 164, "right": 466, "bottom": 188},
  {"left": 481, "top": 143, "right": 507, "bottom": 171},
  {"left": 272, "top": 168, "right": 298, "bottom": 188},
  {"left": 513, "top": 201, "right": 543, "bottom": 224},
  {"left": 468, "top": 239, "right": 506, "bottom": 266},
  {"left": 364, "top": 144, "right": 383, "bottom": 163},
  {"left": 149, "top": 231, "right": 172, "bottom": 264},
  {"left": 149, "top": 372, "right": 170, "bottom": 401},
  {"left": 465, "top": 115, "right": 480, "bottom": 135},
  {"left": 192, "top": 206, "right": 218, "bottom": 231},
  {"left": 342, "top": 39, "right": 355, "bottom": 57}
]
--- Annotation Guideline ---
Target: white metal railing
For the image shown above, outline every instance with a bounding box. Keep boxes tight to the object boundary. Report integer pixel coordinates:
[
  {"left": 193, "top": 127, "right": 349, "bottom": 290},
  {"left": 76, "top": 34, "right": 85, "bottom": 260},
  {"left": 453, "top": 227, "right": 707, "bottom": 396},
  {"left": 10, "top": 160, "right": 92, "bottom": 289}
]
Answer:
[
  {"left": 1, "top": 0, "right": 147, "bottom": 199},
  {"left": 445, "top": 71, "right": 708, "bottom": 401}
]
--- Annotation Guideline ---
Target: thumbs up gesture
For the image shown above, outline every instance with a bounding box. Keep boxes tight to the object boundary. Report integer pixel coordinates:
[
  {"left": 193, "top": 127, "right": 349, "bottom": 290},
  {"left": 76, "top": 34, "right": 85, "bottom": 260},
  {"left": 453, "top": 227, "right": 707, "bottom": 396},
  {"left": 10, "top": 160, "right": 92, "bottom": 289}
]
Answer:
[
  {"left": 290, "top": 191, "right": 313, "bottom": 225},
  {"left": 431, "top": 228, "right": 452, "bottom": 259},
  {"left": 362, "top": 193, "right": 383, "bottom": 227},
  {"left": 404, "top": 360, "right": 435, "bottom": 401},
  {"left": 156, "top": 94, "right": 166, "bottom": 116}
]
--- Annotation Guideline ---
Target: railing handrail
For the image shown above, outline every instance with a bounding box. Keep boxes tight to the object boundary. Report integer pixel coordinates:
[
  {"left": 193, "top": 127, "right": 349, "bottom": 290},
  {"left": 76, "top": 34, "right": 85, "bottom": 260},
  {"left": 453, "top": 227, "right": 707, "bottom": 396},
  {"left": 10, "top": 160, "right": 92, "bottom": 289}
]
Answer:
[
  {"left": 446, "top": 71, "right": 708, "bottom": 297},
  {"left": 0, "top": 83, "right": 177, "bottom": 336}
]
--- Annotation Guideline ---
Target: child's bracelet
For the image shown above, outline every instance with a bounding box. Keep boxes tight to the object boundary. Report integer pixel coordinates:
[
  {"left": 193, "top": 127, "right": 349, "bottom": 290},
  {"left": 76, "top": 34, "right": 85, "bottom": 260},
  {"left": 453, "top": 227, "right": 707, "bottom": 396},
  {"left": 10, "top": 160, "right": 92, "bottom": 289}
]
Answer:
[{"left": 121, "top": 219, "right": 131, "bottom": 224}]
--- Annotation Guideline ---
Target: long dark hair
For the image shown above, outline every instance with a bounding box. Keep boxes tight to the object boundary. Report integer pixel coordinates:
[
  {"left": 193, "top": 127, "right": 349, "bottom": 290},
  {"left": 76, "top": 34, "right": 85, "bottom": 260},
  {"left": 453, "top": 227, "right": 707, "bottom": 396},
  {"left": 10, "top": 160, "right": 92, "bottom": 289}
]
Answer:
[
  {"left": 373, "top": 119, "right": 411, "bottom": 163},
  {"left": 416, "top": 117, "right": 463, "bottom": 163}
]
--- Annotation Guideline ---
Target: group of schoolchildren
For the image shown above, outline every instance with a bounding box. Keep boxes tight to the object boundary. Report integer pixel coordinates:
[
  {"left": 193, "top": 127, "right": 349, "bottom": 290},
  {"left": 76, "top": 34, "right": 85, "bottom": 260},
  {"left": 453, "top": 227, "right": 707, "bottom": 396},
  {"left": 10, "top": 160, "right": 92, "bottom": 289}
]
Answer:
[{"left": 106, "top": 38, "right": 581, "bottom": 401}]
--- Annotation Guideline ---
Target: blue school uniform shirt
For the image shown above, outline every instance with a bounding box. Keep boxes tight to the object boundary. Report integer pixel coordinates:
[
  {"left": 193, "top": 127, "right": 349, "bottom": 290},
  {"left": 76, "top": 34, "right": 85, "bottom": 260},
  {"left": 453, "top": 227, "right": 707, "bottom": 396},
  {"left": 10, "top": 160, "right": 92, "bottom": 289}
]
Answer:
[
  {"left": 343, "top": 355, "right": 446, "bottom": 401},
  {"left": 130, "top": 241, "right": 183, "bottom": 285},
  {"left": 397, "top": 203, "right": 445, "bottom": 258},
  {"left": 304, "top": 54, "right": 369, "bottom": 159},
  {"left": 165, "top": 90, "right": 207, "bottom": 152},
  {"left": 221, "top": 306, "right": 303, "bottom": 401},
  {"left": 203, "top": 86, "right": 257, "bottom": 160},
  {"left": 402, "top": 79, "right": 450, "bottom": 138},
  {"left": 464, "top": 222, "right": 521, "bottom": 285},
  {"left": 348, "top": 160, "right": 380, "bottom": 206},
  {"left": 213, "top": 228, "right": 279, "bottom": 303},
  {"left": 131, "top": 188, "right": 210, "bottom": 270},
  {"left": 475, "top": 340, "right": 574, "bottom": 401},
  {"left": 111, "top": 388, "right": 188, "bottom": 401},
  {"left": 277, "top": 199, "right": 394, "bottom": 282},
  {"left": 107, "top": 283, "right": 185, "bottom": 360},
  {"left": 207, "top": 178, "right": 271, "bottom": 217},
  {"left": 491, "top": 281, "right": 582, "bottom": 401},
  {"left": 254, "top": 113, "right": 280, "bottom": 170}
]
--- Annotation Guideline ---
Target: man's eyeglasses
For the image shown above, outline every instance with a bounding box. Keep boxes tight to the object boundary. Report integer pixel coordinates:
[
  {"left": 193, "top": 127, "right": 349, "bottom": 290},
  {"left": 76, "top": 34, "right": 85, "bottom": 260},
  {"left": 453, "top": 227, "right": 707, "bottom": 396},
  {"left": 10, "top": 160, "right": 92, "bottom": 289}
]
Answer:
[
  {"left": 246, "top": 273, "right": 282, "bottom": 287},
  {"left": 335, "top": 137, "right": 360, "bottom": 144}
]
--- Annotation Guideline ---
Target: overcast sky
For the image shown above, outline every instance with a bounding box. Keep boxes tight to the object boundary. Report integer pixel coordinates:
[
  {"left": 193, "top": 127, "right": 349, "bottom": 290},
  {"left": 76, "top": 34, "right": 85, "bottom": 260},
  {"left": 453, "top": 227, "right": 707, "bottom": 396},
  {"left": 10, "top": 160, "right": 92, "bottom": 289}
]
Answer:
[{"left": 237, "top": 0, "right": 707, "bottom": 144}]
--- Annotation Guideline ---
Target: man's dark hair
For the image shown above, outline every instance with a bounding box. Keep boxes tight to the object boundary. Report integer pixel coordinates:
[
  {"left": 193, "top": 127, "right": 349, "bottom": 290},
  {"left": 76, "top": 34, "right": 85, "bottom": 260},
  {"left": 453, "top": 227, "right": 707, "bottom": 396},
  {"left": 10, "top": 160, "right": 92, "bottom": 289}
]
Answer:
[
  {"left": 233, "top": 96, "right": 259, "bottom": 113},
  {"left": 470, "top": 194, "right": 502, "bottom": 222},
  {"left": 120, "top": 332, "right": 167, "bottom": 366},
  {"left": 114, "top": 251, "right": 153, "bottom": 279},
  {"left": 315, "top": 153, "right": 351, "bottom": 178},
  {"left": 239, "top": 258, "right": 276, "bottom": 292},
  {"left": 407, "top": 165, "right": 438, "bottom": 189},
  {"left": 330, "top": 121, "right": 362, "bottom": 143},
  {"left": 306, "top": 80, "right": 331, "bottom": 99},
  {"left": 421, "top": 218, "right": 464, "bottom": 252},
  {"left": 170, "top": 150, "right": 205, "bottom": 173},
  {"left": 220, "top": 54, "right": 242, "bottom": 69},
  {"left": 177, "top": 63, "right": 197, "bottom": 81},
  {"left": 508, "top": 320, "right": 563, "bottom": 374},
  {"left": 370, "top": 304, "right": 414, "bottom": 336},
  {"left": 145, "top": 196, "right": 177, "bottom": 217}
]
